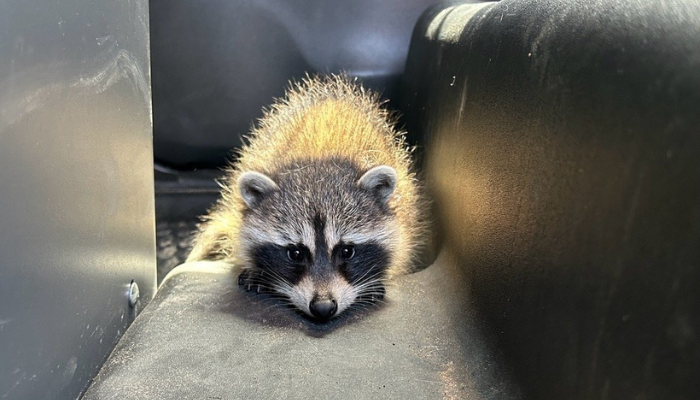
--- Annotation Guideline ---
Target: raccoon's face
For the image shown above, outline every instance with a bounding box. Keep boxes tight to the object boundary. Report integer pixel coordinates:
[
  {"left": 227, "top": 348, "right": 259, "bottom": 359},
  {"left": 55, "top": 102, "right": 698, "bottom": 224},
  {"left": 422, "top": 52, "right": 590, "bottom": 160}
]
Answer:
[{"left": 236, "top": 160, "right": 398, "bottom": 321}]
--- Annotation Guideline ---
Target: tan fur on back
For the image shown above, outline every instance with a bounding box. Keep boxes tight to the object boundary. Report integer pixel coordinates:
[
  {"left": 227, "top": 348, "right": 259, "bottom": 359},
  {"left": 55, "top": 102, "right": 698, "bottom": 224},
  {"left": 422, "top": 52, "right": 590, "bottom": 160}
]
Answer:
[{"left": 187, "top": 75, "right": 426, "bottom": 277}]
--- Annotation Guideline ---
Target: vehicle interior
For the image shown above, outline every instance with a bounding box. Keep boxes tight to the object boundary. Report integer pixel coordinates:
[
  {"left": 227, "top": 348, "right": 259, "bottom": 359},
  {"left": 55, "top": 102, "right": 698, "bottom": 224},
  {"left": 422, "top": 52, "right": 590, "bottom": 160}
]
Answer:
[{"left": 1, "top": 0, "right": 699, "bottom": 399}]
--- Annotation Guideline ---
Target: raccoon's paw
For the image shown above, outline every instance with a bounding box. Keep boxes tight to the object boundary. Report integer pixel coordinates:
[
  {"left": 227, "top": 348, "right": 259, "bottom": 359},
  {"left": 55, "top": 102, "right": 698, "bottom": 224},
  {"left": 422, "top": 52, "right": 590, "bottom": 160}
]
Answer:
[{"left": 237, "top": 269, "right": 271, "bottom": 294}]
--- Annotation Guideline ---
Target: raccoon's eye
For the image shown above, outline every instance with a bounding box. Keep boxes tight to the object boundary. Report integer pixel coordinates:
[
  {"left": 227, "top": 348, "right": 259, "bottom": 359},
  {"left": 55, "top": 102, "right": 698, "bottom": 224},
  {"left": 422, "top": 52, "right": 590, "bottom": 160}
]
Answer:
[
  {"left": 339, "top": 245, "right": 355, "bottom": 260},
  {"left": 287, "top": 247, "right": 304, "bottom": 263}
]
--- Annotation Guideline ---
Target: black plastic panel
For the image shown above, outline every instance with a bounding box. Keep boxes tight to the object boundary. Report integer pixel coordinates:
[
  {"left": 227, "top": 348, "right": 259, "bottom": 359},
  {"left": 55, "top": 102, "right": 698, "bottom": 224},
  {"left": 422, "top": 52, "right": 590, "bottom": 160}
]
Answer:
[
  {"left": 0, "top": 0, "right": 155, "bottom": 398},
  {"left": 403, "top": 1, "right": 700, "bottom": 399},
  {"left": 150, "top": 0, "right": 437, "bottom": 167}
]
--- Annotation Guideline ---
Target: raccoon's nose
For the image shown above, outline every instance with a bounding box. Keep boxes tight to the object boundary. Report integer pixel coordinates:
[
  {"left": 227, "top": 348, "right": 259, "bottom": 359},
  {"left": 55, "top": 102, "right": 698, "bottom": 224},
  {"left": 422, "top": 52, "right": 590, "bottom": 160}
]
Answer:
[{"left": 309, "top": 298, "right": 338, "bottom": 321}]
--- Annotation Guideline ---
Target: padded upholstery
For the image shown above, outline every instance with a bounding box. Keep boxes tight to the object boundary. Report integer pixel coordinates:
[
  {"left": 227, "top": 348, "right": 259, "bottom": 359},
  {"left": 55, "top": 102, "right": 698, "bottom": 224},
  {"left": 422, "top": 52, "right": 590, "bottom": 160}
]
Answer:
[
  {"left": 83, "top": 258, "right": 519, "bottom": 399},
  {"left": 402, "top": 1, "right": 700, "bottom": 399}
]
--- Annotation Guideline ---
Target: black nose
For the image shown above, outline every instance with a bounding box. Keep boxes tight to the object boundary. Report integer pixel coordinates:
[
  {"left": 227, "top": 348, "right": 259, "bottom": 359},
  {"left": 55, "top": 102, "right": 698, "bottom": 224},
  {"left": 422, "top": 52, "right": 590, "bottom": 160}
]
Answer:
[{"left": 309, "top": 298, "right": 338, "bottom": 321}]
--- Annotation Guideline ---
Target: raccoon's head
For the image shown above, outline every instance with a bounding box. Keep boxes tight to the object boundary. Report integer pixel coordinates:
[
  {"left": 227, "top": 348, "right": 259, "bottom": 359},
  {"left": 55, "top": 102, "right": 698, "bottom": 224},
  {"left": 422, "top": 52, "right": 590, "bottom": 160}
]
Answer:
[{"left": 235, "top": 159, "right": 398, "bottom": 321}]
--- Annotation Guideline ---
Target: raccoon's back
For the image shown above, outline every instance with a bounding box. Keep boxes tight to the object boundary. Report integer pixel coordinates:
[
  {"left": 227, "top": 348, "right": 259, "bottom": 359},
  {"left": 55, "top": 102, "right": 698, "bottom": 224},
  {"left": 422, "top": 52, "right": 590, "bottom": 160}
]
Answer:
[{"left": 235, "top": 75, "right": 412, "bottom": 176}]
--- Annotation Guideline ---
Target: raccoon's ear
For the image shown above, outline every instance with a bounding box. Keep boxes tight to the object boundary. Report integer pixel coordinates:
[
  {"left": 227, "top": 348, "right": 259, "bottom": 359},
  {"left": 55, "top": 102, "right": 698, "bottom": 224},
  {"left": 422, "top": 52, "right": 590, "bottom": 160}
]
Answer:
[
  {"left": 358, "top": 165, "right": 397, "bottom": 204},
  {"left": 238, "top": 171, "right": 279, "bottom": 208}
]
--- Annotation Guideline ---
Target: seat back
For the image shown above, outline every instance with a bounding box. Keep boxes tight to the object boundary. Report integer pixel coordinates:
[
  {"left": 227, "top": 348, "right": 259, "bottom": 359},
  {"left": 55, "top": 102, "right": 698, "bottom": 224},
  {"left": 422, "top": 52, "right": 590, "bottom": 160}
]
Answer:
[
  {"left": 149, "top": 0, "right": 437, "bottom": 167},
  {"left": 403, "top": 1, "right": 700, "bottom": 398}
]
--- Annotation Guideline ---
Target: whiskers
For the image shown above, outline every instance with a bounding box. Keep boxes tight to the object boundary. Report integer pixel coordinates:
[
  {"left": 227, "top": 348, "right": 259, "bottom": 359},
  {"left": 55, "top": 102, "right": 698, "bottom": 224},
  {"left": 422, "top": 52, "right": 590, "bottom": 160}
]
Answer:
[
  {"left": 238, "top": 268, "right": 297, "bottom": 310},
  {"left": 348, "top": 269, "right": 387, "bottom": 311},
  {"left": 239, "top": 265, "right": 389, "bottom": 320}
]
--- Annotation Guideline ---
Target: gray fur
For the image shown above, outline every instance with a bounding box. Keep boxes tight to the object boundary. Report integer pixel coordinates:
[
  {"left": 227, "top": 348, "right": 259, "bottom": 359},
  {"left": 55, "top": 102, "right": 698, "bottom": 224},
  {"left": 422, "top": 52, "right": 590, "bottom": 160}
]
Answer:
[{"left": 240, "top": 158, "right": 395, "bottom": 253}]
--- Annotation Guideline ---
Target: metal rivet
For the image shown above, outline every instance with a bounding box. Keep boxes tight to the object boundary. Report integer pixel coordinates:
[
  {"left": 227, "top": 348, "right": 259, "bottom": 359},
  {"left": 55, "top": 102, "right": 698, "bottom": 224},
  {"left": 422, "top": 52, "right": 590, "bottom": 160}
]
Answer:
[{"left": 128, "top": 280, "right": 140, "bottom": 307}]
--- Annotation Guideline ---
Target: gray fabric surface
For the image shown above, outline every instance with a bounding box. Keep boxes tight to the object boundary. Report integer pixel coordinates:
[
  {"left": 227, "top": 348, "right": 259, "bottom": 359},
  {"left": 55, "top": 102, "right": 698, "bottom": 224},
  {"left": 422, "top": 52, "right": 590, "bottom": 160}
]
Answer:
[{"left": 83, "top": 253, "right": 519, "bottom": 399}]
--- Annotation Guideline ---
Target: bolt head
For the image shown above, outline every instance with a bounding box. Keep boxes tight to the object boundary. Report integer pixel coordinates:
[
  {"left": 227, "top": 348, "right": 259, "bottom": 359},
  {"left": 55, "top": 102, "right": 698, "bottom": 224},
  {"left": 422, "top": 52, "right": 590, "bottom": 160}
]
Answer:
[{"left": 128, "top": 281, "right": 140, "bottom": 307}]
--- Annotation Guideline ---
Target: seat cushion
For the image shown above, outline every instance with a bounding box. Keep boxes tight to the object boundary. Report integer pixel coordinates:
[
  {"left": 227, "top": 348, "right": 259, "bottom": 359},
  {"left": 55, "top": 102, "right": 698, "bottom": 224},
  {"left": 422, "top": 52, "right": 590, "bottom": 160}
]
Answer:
[{"left": 83, "top": 254, "right": 518, "bottom": 399}]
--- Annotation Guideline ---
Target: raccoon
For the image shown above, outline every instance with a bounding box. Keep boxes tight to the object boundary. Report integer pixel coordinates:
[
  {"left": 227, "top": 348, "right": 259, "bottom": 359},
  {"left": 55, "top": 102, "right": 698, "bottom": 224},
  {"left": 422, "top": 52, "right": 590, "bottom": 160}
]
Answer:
[{"left": 187, "top": 75, "right": 427, "bottom": 321}]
